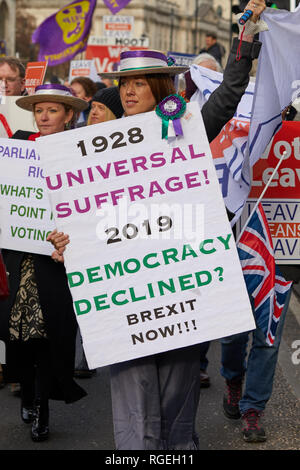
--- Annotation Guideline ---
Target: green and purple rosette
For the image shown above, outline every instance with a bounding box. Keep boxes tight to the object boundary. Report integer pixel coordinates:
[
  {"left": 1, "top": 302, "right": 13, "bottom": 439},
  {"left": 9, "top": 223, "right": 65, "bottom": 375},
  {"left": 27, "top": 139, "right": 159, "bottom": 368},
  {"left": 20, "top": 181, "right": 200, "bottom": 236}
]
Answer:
[{"left": 156, "top": 94, "right": 186, "bottom": 140}]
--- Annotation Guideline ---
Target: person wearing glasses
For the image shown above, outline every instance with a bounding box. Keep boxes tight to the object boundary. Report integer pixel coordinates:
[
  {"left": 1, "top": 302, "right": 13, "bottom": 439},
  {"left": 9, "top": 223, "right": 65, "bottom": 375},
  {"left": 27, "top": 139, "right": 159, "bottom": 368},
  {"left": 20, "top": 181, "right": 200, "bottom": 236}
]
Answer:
[{"left": 0, "top": 57, "right": 27, "bottom": 97}]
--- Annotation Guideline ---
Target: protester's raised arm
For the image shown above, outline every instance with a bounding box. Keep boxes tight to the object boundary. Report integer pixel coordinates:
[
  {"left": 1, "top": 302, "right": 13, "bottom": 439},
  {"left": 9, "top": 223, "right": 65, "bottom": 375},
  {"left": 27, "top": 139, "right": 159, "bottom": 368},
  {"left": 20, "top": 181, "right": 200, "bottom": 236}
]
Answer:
[
  {"left": 200, "top": 39, "right": 260, "bottom": 143},
  {"left": 185, "top": 0, "right": 267, "bottom": 143},
  {"left": 200, "top": 0, "right": 267, "bottom": 143},
  {"left": 238, "top": 0, "right": 267, "bottom": 43}
]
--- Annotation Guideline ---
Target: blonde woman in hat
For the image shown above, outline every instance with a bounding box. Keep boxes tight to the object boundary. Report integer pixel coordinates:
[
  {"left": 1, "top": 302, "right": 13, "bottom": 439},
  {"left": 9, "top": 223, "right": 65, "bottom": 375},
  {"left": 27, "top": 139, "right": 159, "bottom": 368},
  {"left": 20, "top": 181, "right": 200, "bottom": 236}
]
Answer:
[
  {"left": 0, "top": 84, "right": 88, "bottom": 443},
  {"left": 50, "top": 0, "right": 266, "bottom": 450}
]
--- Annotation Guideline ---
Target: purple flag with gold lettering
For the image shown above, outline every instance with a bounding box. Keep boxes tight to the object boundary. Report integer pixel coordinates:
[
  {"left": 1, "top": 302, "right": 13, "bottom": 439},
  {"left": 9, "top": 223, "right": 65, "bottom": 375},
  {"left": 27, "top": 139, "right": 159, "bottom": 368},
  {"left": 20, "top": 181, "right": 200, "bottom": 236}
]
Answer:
[
  {"left": 103, "top": 0, "right": 132, "bottom": 15},
  {"left": 32, "top": 0, "right": 96, "bottom": 66}
]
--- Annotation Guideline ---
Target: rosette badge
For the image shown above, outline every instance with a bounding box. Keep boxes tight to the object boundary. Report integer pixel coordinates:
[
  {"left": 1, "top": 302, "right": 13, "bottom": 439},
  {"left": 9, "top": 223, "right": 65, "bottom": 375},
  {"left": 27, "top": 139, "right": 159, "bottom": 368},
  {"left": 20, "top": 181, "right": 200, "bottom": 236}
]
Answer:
[{"left": 156, "top": 94, "right": 186, "bottom": 140}]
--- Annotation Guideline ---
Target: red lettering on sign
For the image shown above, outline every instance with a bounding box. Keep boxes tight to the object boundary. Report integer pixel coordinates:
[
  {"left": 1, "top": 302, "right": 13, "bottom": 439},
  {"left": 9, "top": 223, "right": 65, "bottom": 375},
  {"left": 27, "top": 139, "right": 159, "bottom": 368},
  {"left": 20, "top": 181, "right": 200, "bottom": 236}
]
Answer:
[{"left": 250, "top": 121, "right": 300, "bottom": 199}]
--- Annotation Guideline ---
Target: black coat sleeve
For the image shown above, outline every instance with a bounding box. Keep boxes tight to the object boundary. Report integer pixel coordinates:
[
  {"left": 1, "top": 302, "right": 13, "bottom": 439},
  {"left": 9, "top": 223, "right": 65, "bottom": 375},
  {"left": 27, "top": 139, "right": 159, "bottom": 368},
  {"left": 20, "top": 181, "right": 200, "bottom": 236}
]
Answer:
[
  {"left": 12, "top": 130, "right": 34, "bottom": 140},
  {"left": 201, "top": 38, "right": 261, "bottom": 143}
]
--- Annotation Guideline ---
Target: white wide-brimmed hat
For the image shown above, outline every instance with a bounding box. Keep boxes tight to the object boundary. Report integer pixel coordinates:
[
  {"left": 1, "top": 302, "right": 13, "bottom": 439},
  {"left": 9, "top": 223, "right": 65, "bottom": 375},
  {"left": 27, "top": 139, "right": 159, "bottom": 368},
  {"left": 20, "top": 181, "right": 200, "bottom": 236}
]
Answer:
[
  {"left": 99, "top": 50, "right": 189, "bottom": 78},
  {"left": 16, "top": 84, "right": 89, "bottom": 112}
]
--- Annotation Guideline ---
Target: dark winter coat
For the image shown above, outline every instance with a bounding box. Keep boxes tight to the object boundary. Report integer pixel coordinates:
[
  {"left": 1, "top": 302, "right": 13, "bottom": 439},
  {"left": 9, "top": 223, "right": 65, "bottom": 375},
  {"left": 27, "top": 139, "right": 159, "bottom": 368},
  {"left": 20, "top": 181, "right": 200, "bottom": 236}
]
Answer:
[
  {"left": 196, "top": 37, "right": 261, "bottom": 222},
  {"left": 0, "top": 131, "right": 87, "bottom": 404},
  {"left": 199, "top": 42, "right": 225, "bottom": 66}
]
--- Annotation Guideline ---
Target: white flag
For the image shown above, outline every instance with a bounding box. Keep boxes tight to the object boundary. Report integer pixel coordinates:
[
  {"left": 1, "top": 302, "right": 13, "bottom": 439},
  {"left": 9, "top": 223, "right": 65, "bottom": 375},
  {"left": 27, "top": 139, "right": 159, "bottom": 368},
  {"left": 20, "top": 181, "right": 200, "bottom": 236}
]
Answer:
[
  {"left": 190, "top": 65, "right": 255, "bottom": 224},
  {"left": 248, "top": 7, "right": 300, "bottom": 167},
  {"left": 190, "top": 7, "right": 300, "bottom": 224}
]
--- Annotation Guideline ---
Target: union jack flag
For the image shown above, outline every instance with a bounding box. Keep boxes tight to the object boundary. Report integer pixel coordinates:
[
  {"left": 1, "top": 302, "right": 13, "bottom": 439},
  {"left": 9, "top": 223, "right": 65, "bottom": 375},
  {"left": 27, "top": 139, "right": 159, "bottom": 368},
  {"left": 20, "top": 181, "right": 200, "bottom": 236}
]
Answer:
[{"left": 237, "top": 203, "right": 292, "bottom": 346}]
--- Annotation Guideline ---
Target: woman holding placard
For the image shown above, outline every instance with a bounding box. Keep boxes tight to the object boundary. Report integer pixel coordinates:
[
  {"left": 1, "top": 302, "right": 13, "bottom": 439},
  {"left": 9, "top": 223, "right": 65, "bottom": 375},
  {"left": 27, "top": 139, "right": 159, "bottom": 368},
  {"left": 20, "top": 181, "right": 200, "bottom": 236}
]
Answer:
[
  {"left": 0, "top": 84, "right": 89, "bottom": 442},
  {"left": 74, "top": 86, "right": 124, "bottom": 379},
  {"left": 50, "top": 0, "right": 267, "bottom": 450}
]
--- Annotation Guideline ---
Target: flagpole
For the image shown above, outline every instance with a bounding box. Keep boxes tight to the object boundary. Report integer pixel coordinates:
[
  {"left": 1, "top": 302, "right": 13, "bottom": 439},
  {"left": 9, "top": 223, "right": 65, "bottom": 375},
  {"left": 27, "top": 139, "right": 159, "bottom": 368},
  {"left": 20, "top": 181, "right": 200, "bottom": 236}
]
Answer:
[{"left": 236, "top": 150, "right": 287, "bottom": 244}]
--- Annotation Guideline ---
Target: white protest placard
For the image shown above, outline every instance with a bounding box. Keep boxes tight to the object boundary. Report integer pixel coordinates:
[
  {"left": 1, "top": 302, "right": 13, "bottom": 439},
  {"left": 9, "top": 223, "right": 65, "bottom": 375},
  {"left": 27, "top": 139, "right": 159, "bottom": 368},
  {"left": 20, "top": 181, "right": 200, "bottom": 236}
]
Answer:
[
  {"left": 0, "top": 138, "right": 54, "bottom": 255},
  {"left": 88, "top": 35, "right": 149, "bottom": 48},
  {"left": 36, "top": 102, "right": 255, "bottom": 368},
  {"left": 103, "top": 15, "right": 134, "bottom": 38},
  {"left": 68, "top": 59, "right": 100, "bottom": 84},
  {"left": 0, "top": 97, "right": 36, "bottom": 138}
]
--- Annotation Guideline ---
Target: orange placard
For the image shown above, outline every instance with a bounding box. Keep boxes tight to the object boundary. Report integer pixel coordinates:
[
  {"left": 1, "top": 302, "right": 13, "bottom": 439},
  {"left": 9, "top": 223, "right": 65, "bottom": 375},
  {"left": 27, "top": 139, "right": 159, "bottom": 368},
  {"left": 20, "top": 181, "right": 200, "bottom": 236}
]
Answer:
[
  {"left": 105, "top": 23, "right": 132, "bottom": 31},
  {"left": 70, "top": 68, "right": 90, "bottom": 77},
  {"left": 25, "top": 61, "right": 48, "bottom": 95}
]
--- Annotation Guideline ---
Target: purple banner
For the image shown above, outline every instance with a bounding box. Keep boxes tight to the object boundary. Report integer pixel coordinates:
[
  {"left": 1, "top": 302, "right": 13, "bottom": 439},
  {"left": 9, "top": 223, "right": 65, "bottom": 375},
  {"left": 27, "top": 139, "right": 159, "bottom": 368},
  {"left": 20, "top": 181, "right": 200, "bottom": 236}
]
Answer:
[
  {"left": 103, "top": 0, "right": 132, "bottom": 15},
  {"left": 32, "top": 0, "right": 96, "bottom": 66}
]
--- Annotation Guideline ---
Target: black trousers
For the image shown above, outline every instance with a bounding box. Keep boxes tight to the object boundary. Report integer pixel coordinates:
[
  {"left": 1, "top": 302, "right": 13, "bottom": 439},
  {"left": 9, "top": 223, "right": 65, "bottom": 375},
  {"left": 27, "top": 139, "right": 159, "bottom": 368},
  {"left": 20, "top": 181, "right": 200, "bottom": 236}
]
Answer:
[{"left": 19, "top": 338, "right": 51, "bottom": 407}]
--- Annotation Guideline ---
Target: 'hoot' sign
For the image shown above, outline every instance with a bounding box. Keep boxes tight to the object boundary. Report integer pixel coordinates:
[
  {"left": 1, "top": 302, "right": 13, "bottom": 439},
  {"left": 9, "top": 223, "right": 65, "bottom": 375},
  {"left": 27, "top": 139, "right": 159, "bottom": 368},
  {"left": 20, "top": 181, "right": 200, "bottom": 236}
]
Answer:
[{"left": 32, "top": 0, "right": 97, "bottom": 66}]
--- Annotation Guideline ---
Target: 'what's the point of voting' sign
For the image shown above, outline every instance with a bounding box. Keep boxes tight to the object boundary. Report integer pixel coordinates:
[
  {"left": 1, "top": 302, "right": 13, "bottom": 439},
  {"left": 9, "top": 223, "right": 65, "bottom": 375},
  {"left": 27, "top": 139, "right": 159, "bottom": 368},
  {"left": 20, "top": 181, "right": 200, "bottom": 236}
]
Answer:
[
  {"left": 0, "top": 138, "right": 54, "bottom": 255},
  {"left": 36, "top": 103, "right": 255, "bottom": 368}
]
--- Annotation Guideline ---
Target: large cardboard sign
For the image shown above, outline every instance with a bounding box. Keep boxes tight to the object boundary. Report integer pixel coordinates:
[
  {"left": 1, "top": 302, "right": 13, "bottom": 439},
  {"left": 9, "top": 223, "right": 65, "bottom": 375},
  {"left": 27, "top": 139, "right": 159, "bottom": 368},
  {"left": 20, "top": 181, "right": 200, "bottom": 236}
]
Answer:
[
  {"left": 0, "top": 138, "right": 54, "bottom": 255},
  {"left": 239, "top": 121, "right": 300, "bottom": 264},
  {"left": 68, "top": 59, "right": 99, "bottom": 83},
  {"left": 36, "top": 102, "right": 255, "bottom": 368},
  {"left": 103, "top": 15, "right": 134, "bottom": 38},
  {"left": 88, "top": 36, "right": 149, "bottom": 47}
]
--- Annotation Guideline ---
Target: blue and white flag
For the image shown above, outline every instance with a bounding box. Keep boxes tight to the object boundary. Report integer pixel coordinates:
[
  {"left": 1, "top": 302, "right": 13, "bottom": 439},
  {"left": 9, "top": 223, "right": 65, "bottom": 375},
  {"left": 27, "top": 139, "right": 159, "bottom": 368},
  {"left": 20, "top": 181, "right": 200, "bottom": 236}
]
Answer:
[
  {"left": 190, "top": 65, "right": 255, "bottom": 224},
  {"left": 248, "top": 6, "right": 300, "bottom": 168},
  {"left": 190, "top": 6, "right": 300, "bottom": 225}
]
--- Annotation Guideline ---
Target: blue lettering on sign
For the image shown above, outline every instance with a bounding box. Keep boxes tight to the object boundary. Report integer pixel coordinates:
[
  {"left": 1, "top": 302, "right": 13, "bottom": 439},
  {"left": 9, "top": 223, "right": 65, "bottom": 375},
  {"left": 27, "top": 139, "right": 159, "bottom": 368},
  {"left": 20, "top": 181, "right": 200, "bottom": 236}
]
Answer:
[
  {"left": 274, "top": 239, "right": 300, "bottom": 257},
  {"left": 285, "top": 239, "right": 298, "bottom": 256},
  {"left": 274, "top": 204, "right": 286, "bottom": 221},
  {"left": 215, "top": 163, "right": 229, "bottom": 197},
  {"left": 272, "top": 204, "right": 299, "bottom": 221},
  {"left": 262, "top": 203, "right": 272, "bottom": 220},
  {"left": 274, "top": 239, "right": 285, "bottom": 256},
  {"left": 286, "top": 205, "right": 298, "bottom": 221}
]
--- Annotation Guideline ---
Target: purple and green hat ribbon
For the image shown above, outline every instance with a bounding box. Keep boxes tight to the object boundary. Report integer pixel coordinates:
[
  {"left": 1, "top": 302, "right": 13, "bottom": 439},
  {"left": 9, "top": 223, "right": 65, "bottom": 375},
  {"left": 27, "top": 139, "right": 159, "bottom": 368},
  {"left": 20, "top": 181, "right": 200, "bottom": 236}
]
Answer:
[{"left": 155, "top": 94, "right": 186, "bottom": 140}]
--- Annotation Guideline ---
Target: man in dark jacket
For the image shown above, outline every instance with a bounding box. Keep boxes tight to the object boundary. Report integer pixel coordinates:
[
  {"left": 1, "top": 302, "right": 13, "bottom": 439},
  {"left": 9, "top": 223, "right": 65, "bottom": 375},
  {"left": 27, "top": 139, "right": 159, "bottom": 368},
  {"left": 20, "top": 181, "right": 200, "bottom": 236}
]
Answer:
[{"left": 199, "top": 32, "right": 225, "bottom": 67}]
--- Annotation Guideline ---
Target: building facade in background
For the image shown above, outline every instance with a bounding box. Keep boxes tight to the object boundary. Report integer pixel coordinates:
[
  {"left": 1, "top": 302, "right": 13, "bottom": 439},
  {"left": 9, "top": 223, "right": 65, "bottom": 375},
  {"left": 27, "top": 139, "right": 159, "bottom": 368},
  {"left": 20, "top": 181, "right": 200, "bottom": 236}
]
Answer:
[
  {"left": 15, "top": 0, "right": 236, "bottom": 59},
  {"left": 0, "top": 0, "right": 16, "bottom": 56}
]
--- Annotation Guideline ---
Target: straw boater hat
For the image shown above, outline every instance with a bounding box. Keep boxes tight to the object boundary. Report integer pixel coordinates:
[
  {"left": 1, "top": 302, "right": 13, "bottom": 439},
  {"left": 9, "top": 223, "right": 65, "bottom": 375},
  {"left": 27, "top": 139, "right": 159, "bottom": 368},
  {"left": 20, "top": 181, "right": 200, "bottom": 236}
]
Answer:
[
  {"left": 98, "top": 50, "right": 189, "bottom": 79},
  {"left": 16, "top": 84, "right": 89, "bottom": 112}
]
